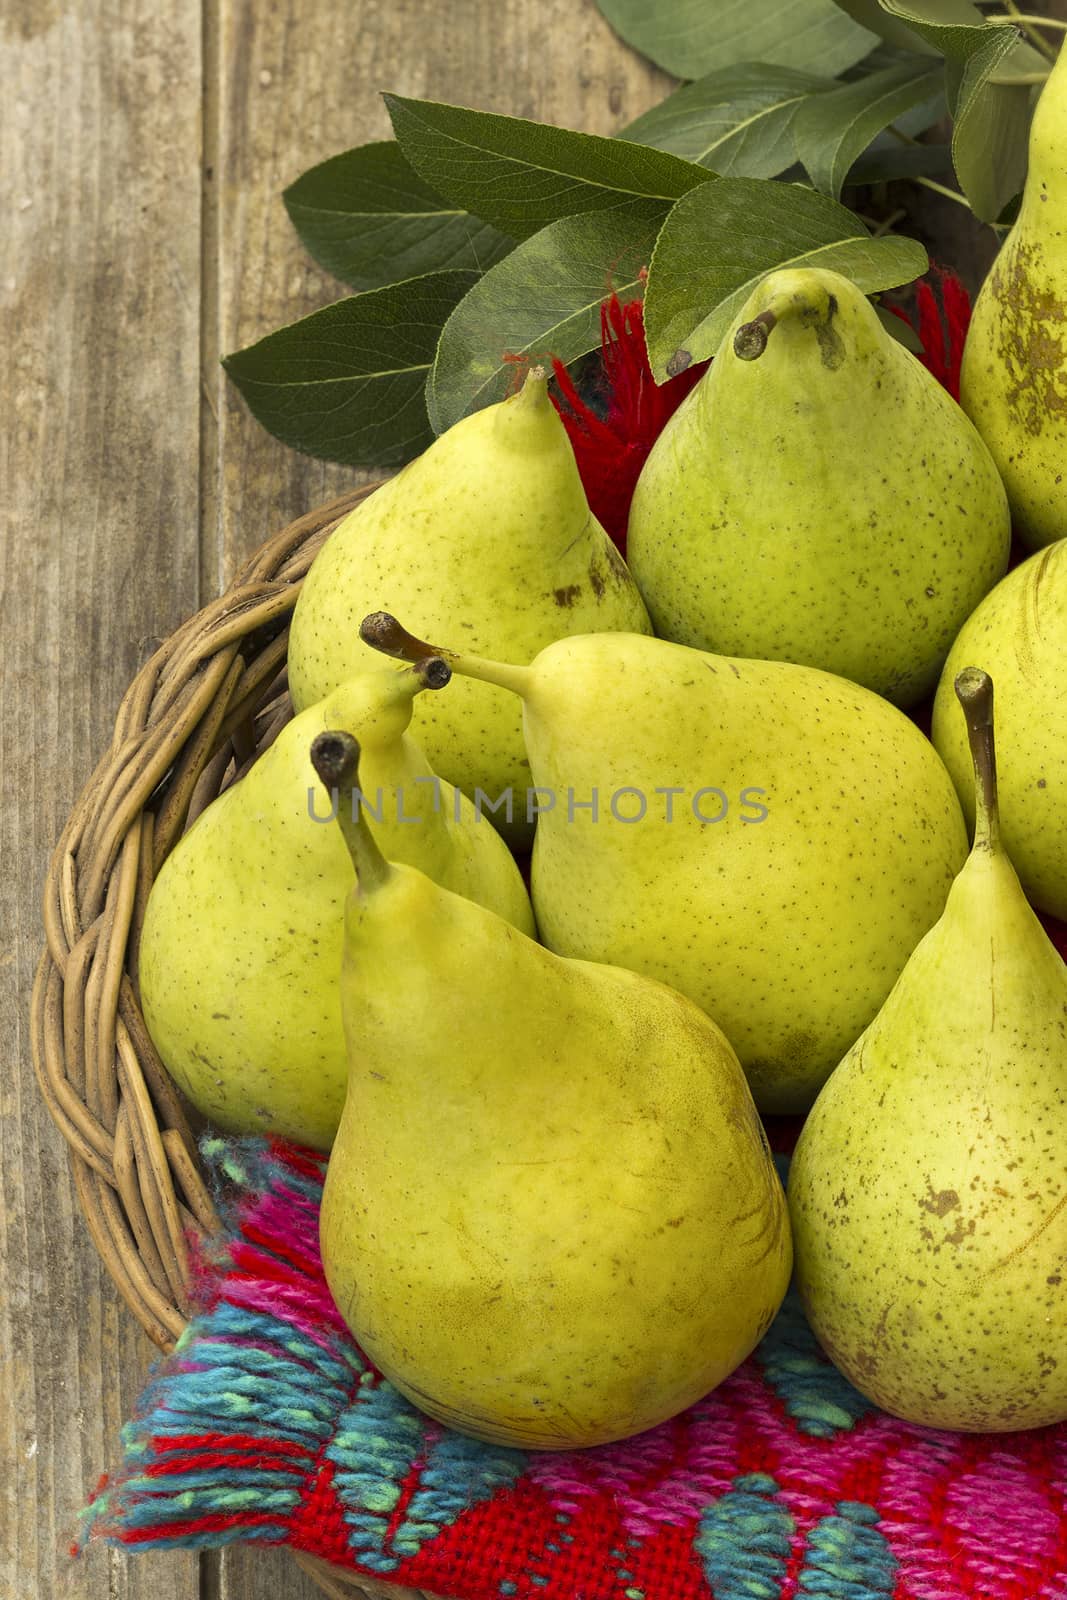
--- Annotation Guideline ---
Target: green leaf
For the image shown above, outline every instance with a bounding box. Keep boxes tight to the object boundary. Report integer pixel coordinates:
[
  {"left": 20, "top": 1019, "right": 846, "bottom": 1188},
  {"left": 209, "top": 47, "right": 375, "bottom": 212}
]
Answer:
[
  {"left": 427, "top": 202, "right": 664, "bottom": 432},
  {"left": 384, "top": 94, "right": 712, "bottom": 241},
  {"left": 830, "top": 1, "right": 940, "bottom": 55},
  {"left": 643, "top": 176, "right": 927, "bottom": 378},
  {"left": 619, "top": 65, "right": 833, "bottom": 179},
  {"left": 877, "top": 1, "right": 1046, "bottom": 76},
  {"left": 596, "top": 0, "right": 878, "bottom": 78},
  {"left": 794, "top": 60, "right": 944, "bottom": 197},
  {"left": 876, "top": 303, "right": 924, "bottom": 351},
  {"left": 223, "top": 270, "right": 478, "bottom": 467},
  {"left": 283, "top": 142, "right": 513, "bottom": 292},
  {"left": 950, "top": 27, "right": 1032, "bottom": 220},
  {"left": 844, "top": 138, "right": 953, "bottom": 183}
]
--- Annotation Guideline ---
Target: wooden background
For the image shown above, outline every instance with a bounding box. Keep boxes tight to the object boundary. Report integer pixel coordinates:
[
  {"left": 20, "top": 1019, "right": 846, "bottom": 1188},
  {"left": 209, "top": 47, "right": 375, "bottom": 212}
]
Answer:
[
  {"left": 2, "top": 3, "right": 670, "bottom": 1596},
  {"left": 2, "top": 1, "right": 1061, "bottom": 1597}
]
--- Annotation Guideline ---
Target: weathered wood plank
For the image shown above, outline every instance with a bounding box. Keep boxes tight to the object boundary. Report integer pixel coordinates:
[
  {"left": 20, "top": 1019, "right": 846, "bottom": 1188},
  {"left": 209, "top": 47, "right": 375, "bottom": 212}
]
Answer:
[
  {"left": 1, "top": 1, "right": 203, "bottom": 1596},
  {"left": 207, "top": 0, "right": 672, "bottom": 588}
]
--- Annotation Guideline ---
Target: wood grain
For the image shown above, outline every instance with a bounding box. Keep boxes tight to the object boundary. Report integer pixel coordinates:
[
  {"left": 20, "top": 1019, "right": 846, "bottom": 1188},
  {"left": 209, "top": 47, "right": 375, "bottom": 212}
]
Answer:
[
  {"left": 1, "top": 0, "right": 202, "bottom": 1597},
  {"left": 2, "top": 3, "right": 664, "bottom": 1597},
  {"left": 209, "top": 0, "right": 672, "bottom": 585}
]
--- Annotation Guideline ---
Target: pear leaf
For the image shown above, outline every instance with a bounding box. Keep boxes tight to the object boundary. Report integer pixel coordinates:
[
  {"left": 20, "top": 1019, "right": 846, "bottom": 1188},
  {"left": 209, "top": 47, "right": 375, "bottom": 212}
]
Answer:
[
  {"left": 223, "top": 270, "right": 479, "bottom": 467},
  {"left": 595, "top": 0, "right": 877, "bottom": 79},
  {"left": 643, "top": 176, "right": 927, "bottom": 379},
  {"left": 384, "top": 94, "right": 712, "bottom": 241},
  {"left": 427, "top": 201, "right": 664, "bottom": 432},
  {"left": 877, "top": 1, "right": 1046, "bottom": 77},
  {"left": 794, "top": 61, "right": 945, "bottom": 197},
  {"left": 828, "top": 0, "right": 940, "bottom": 55},
  {"left": 876, "top": 303, "right": 924, "bottom": 351},
  {"left": 950, "top": 27, "right": 1033, "bottom": 221},
  {"left": 619, "top": 65, "right": 834, "bottom": 179},
  {"left": 844, "top": 139, "right": 953, "bottom": 184},
  {"left": 283, "top": 142, "right": 513, "bottom": 291}
]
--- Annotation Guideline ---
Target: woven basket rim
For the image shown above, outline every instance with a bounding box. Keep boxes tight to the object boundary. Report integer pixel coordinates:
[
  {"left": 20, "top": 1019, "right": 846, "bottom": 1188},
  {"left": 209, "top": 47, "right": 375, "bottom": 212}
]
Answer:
[{"left": 30, "top": 482, "right": 451, "bottom": 1598}]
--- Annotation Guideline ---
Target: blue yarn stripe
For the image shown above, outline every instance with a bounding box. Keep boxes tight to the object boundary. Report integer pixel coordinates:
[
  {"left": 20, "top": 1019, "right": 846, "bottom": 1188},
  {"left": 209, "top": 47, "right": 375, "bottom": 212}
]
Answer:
[
  {"left": 189, "top": 1303, "right": 361, "bottom": 1379},
  {"left": 115, "top": 1523, "right": 291, "bottom": 1551},
  {"left": 796, "top": 1503, "right": 897, "bottom": 1599},
  {"left": 328, "top": 1382, "right": 427, "bottom": 1572},
  {"left": 754, "top": 1288, "right": 873, "bottom": 1438},
  {"left": 694, "top": 1474, "right": 794, "bottom": 1600},
  {"left": 391, "top": 1429, "right": 526, "bottom": 1557}
]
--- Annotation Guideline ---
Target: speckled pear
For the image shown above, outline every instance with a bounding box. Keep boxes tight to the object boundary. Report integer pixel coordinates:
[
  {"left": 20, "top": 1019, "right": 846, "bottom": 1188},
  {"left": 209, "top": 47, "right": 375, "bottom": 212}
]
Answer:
[
  {"left": 627, "top": 266, "right": 1010, "bottom": 706},
  {"left": 960, "top": 45, "right": 1067, "bottom": 551},
  {"left": 789, "top": 669, "right": 1067, "bottom": 1431},
  {"left": 312, "top": 731, "right": 790, "bottom": 1450},
  {"left": 360, "top": 613, "right": 969, "bottom": 1113},
  {"left": 139, "top": 663, "right": 534, "bottom": 1149},
  {"left": 287, "top": 367, "right": 651, "bottom": 844},
  {"left": 933, "top": 539, "right": 1067, "bottom": 920}
]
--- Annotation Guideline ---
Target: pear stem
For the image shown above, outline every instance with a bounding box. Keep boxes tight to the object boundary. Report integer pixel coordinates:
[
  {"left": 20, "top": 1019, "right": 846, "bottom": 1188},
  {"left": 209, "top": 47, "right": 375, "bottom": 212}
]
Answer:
[
  {"left": 380, "top": 659, "right": 454, "bottom": 709},
  {"left": 733, "top": 309, "right": 777, "bottom": 361},
  {"left": 310, "top": 731, "right": 391, "bottom": 892},
  {"left": 954, "top": 668, "right": 1001, "bottom": 855},
  {"left": 360, "top": 612, "right": 532, "bottom": 699}
]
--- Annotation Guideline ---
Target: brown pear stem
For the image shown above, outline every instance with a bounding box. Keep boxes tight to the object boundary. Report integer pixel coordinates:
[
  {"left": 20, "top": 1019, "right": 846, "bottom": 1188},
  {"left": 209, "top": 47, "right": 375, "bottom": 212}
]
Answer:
[
  {"left": 733, "top": 309, "right": 778, "bottom": 361},
  {"left": 310, "top": 730, "right": 391, "bottom": 892},
  {"left": 954, "top": 667, "right": 1001, "bottom": 854},
  {"left": 360, "top": 612, "right": 532, "bottom": 699},
  {"left": 362, "top": 612, "right": 443, "bottom": 664},
  {"left": 415, "top": 657, "right": 452, "bottom": 690}
]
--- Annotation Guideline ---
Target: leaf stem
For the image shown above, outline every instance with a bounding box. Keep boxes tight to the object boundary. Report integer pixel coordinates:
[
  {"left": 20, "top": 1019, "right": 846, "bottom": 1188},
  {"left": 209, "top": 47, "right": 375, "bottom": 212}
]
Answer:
[
  {"left": 992, "top": 70, "right": 1053, "bottom": 83},
  {"left": 884, "top": 123, "right": 972, "bottom": 211},
  {"left": 914, "top": 175, "right": 972, "bottom": 209},
  {"left": 989, "top": 2, "right": 1062, "bottom": 59},
  {"left": 873, "top": 207, "right": 908, "bottom": 237}
]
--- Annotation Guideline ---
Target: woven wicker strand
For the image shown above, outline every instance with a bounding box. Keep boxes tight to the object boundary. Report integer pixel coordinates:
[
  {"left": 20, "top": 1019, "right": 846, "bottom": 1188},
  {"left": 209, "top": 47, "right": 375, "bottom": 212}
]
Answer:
[{"left": 31, "top": 485, "right": 447, "bottom": 1597}]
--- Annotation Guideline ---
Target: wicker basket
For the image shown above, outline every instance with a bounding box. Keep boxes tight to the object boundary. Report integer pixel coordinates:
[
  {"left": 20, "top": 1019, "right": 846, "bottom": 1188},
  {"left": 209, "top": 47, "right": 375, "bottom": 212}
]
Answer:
[{"left": 30, "top": 486, "right": 450, "bottom": 1599}]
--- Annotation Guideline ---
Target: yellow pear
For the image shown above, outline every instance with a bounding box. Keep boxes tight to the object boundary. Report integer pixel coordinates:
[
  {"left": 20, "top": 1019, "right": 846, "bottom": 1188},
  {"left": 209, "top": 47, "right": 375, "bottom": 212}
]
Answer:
[
  {"left": 359, "top": 613, "right": 968, "bottom": 1114},
  {"left": 959, "top": 44, "right": 1067, "bottom": 550},
  {"left": 139, "top": 663, "right": 533, "bottom": 1149},
  {"left": 628, "top": 267, "right": 1010, "bottom": 706},
  {"left": 313, "top": 730, "right": 790, "bottom": 1449},
  {"left": 932, "top": 539, "right": 1067, "bottom": 920},
  {"left": 287, "top": 367, "right": 651, "bottom": 844},
  {"left": 789, "top": 669, "right": 1067, "bottom": 1431}
]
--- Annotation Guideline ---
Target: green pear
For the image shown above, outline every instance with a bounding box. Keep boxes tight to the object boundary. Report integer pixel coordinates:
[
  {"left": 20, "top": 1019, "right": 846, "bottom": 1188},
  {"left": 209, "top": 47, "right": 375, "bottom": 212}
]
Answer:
[
  {"left": 789, "top": 668, "right": 1067, "bottom": 1431},
  {"left": 627, "top": 266, "right": 1010, "bottom": 707},
  {"left": 287, "top": 367, "right": 651, "bottom": 844},
  {"left": 932, "top": 539, "right": 1067, "bottom": 920},
  {"left": 312, "top": 730, "right": 790, "bottom": 1450},
  {"left": 360, "top": 614, "right": 968, "bottom": 1113},
  {"left": 960, "top": 45, "right": 1067, "bottom": 551},
  {"left": 139, "top": 663, "right": 534, "bottom": 1149}
]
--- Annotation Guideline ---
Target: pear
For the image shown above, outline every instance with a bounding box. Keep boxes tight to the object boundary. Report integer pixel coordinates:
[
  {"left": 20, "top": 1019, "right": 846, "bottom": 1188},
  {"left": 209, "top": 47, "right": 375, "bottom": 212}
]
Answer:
[
  {"left": 139, "top": 663, "right": 534, "bottom": 1149},
  {"left": 789, "top": 668, "right": 1067, "bottom": 1431},
  {"left": 360, "top": 614, "right": 968, "bottom": 1113},
  {"left": 932, "top": 540, "right": 1067, "bottom": 920},
  {"left": 627, "top": 266, "right": 1011, "bottom": 707},
  {"left": 312, "top": 730, "right": 790, "bottom": 1450},
  {"left": 960, "top": 45, "right": 1067, "bottom": 552},
  {"left": 287, "top": 367, "right": 651, "bottom": 844}
]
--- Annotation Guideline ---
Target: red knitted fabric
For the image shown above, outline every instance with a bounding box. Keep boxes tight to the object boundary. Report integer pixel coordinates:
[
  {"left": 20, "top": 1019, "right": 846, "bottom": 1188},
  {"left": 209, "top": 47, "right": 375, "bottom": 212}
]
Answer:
[{"left": 81, "top": 1139, "right": 1067, "bottom": 1600}]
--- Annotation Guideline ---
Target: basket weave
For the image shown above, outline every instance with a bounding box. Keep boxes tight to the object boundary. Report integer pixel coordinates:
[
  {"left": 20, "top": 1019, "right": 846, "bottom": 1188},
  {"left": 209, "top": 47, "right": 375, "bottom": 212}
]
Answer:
[{"left": 31, "top": 486, "right": 445, "bottom": 1599}]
